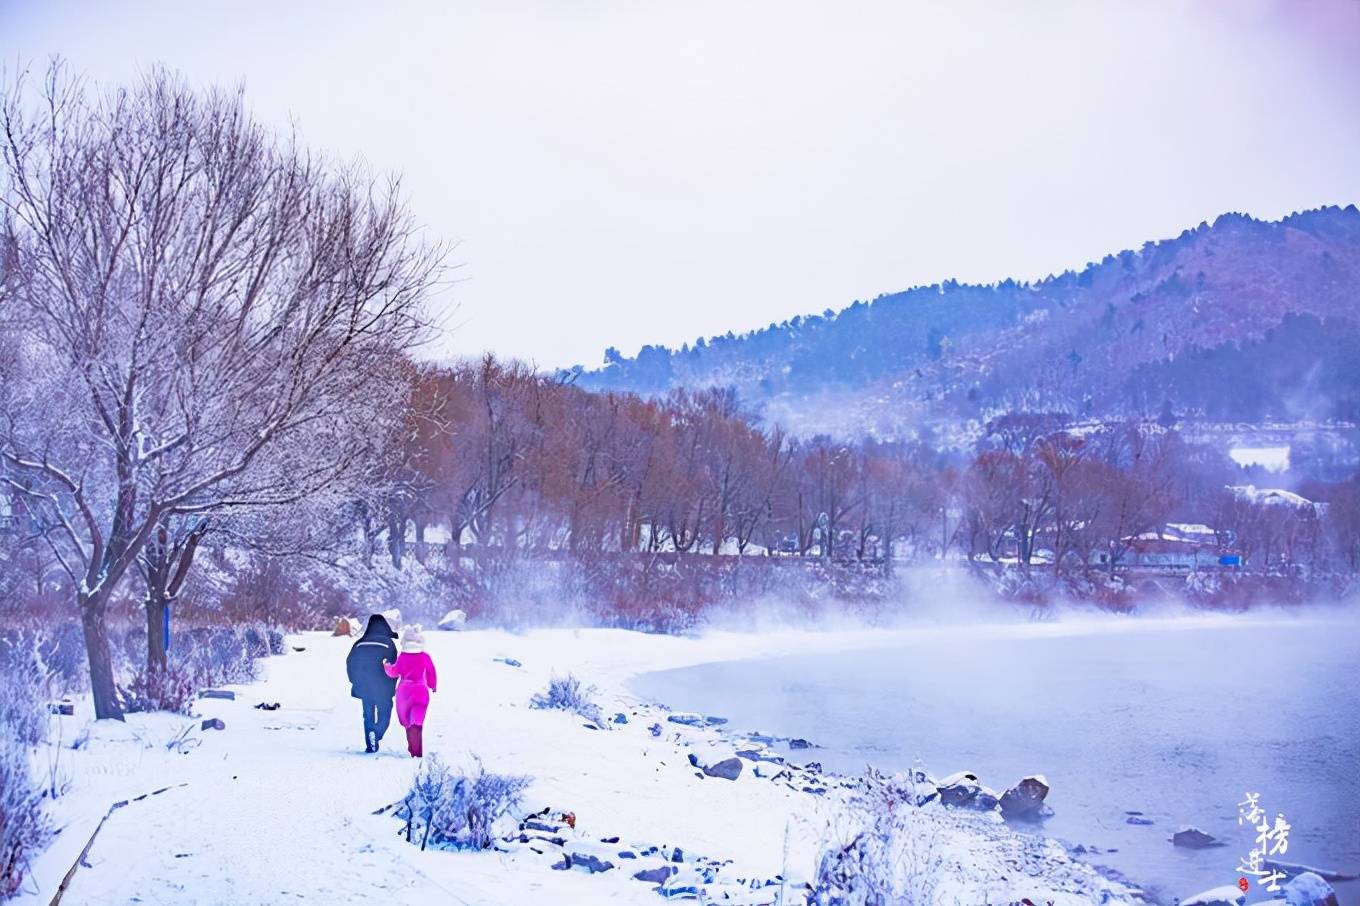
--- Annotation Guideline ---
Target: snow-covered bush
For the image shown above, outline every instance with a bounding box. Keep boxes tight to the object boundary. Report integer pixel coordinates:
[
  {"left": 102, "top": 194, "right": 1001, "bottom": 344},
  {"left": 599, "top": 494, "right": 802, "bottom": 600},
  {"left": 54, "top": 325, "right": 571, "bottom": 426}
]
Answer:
[
  {"left": 0, "top": 714, "right": 53, "bottom": 898},
  {"left": 179, "top": 627, "right": 261, "bottom": 687},
  {"left": 399, "top": 756, "right": 531, "bottom": 851},
  {"left": 118, "top": 662, "right": 200, "bottom": 715},
  {"left": 0, "top": 638, "right": 56, "bottom": 897},
  {"left": 35, "top": 624, "right": 86, "bottom": 691},
  {"left": 119, "top": 624, "right": 274, "bottom": 713},
  {"left": 811, "top": 769, "right": 943, "bottom": 905},
  {"left": 530, "top": 674, "right": 603, "bottom": 723},
  {"left": 0, "top": 636, "right": 49, "bottom": 747}
]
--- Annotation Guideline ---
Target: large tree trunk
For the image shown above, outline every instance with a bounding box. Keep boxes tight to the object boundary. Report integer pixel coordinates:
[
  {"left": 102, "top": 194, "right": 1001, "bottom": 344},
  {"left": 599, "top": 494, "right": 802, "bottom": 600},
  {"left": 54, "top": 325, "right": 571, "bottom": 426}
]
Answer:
[
  {"left": 387, "top": 512, "right": 407, "bottom": 568},
  {"left": 146, "top": 589, "right": 168, "bottom": 679},
  {"left": 79, "top": 589, "right": 123, "bottom": 721}
]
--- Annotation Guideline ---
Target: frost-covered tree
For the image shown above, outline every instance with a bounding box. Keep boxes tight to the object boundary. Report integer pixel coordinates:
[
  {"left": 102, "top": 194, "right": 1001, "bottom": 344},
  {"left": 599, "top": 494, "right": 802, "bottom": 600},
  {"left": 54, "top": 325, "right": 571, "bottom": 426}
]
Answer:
[{"left": 0, "top": 64, "right": 444, "bottom": 719}]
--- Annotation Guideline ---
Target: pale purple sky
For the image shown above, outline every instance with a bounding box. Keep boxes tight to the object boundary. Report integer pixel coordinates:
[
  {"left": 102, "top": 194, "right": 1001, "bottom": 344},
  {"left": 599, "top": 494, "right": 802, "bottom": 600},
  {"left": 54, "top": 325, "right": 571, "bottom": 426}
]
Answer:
[{"left": 5, "top": 1, "right": 1360, "bottom": 368}]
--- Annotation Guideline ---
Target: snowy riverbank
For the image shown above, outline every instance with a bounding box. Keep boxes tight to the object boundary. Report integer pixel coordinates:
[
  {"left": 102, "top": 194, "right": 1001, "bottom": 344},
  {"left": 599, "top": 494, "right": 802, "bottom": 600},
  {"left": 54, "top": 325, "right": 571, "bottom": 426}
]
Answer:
[{"left": 17, "top": 626, "right": 1145, "bottom": 905}]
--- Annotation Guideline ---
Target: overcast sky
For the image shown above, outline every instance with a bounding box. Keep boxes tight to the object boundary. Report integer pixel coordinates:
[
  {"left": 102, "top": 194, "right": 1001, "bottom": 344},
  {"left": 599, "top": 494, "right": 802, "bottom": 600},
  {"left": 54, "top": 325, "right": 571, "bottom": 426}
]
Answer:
[{"left": 5, "top": 1, "right": 1360, "bottom": 368}]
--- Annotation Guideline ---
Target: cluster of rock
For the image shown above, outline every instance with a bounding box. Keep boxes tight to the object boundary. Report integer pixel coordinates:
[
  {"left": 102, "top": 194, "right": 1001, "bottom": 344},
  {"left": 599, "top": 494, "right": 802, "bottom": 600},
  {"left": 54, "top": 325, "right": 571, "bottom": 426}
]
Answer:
[
  {"left": 688, "top": 744, "right": 844, "bottom": 798},
  {"left": 480, "top": 710, "right": 855, "bottom": 903},
  {"left": 494, "top": 693, "right": 1155, "bottom": 903},
  {"left": 920, "top": 769, "right": 1054, "bottom": 822},
  {"left": 501, "top": 808, "right": 796, "bottom": 903},
  {"left": 740, "top": 730, "right": 814, "bottom": 750}
]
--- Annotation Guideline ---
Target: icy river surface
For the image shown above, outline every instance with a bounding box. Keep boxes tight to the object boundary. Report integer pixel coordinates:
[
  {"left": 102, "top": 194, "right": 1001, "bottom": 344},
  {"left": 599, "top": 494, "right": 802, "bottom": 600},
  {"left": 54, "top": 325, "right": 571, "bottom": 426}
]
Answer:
[{"left": 631, "top": 615, "right": 1360, "bottom": 904}]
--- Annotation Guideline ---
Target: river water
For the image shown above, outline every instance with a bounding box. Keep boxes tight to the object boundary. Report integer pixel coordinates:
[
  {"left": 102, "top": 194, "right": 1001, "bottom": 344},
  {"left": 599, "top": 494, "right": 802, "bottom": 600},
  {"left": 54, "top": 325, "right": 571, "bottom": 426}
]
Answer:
[{"left": 630, "top": 616, "right": 1360, "bottom": 904}]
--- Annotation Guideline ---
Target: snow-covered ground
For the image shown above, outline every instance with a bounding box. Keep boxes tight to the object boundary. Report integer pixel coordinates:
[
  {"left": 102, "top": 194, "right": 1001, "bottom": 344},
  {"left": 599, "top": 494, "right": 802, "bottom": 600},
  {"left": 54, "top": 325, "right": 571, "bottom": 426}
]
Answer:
[{"left": 17, "top": 627, "right": 1141, "bottom": 905}]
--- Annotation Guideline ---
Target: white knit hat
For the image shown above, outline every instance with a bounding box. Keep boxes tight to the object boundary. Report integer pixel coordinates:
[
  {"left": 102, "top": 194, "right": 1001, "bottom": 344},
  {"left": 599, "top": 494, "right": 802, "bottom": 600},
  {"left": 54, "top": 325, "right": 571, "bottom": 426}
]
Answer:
[{"left": 401, "top": 625, "right": 425, "bottom": 653}]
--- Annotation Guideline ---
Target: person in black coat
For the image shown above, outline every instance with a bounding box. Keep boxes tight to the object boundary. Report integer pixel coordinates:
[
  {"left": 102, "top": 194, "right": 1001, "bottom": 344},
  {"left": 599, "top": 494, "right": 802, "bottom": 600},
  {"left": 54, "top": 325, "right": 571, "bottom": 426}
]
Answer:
[{"left": 346, "top": 614, "right": 399, "bottom": 752}]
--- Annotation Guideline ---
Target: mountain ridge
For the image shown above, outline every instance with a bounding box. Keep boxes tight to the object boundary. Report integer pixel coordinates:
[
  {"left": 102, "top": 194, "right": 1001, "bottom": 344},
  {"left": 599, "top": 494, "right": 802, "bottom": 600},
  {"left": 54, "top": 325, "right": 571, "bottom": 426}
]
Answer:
[{"left": 575, "top": 205, "right": 1360, "bottom": 436}]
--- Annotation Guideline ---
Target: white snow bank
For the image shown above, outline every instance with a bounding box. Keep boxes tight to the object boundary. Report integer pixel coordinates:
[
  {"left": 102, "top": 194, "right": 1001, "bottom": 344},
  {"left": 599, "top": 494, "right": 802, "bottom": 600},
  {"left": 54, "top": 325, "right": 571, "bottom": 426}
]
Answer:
[{"left": 17, "top": 627, "right": 1141, "bottom": 905}]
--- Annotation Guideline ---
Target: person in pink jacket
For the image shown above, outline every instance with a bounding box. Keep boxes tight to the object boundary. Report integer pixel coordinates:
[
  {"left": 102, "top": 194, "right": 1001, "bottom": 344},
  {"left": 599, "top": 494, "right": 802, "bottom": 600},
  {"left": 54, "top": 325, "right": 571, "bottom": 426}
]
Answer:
[{"left": 382, "top": 625, "right": 438, "bottom": 757}]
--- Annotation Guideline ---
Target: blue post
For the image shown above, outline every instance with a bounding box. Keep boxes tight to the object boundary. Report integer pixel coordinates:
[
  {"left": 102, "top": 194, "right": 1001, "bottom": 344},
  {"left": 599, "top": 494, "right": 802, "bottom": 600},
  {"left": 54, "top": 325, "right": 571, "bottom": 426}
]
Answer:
[{"left": 163, "top": 601, "right": 172, "bottom": 655}]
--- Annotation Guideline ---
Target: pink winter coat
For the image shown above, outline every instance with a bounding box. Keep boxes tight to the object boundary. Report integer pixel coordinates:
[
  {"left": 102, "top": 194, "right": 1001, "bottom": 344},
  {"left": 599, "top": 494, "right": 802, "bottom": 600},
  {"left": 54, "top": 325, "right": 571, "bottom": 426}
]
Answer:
[{"left": 383, "top": 652, "right": 438, "bottom": 727}]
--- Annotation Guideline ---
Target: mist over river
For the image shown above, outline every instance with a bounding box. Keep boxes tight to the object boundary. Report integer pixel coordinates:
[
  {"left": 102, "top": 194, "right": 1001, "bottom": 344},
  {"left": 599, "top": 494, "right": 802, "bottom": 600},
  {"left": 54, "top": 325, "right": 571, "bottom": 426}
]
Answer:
[{"left": 631, "top": 615, "right": 1360, "bottom": 904}]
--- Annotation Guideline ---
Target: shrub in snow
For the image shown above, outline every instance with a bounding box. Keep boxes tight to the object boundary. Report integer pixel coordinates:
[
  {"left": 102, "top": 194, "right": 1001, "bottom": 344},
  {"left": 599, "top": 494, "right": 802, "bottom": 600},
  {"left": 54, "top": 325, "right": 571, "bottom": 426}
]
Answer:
[
  {"left": 36, "top": 624, "right": 86, "bottom": 691},
  {"left": 810, "top": 769, "right": 943, "bottom": 905},
  {"left": 118, "top": 662, "right": 200, "bottom": 715},
  {"left": 117, "top": 623, "right": 276, "bottom": 713},
  {"left": 0, "top": 726, "right": 53, "bottom": 898},
  {"left": 179, "top": 627, "right": 261, "bottom": 687},
  {"left": 0, "top": 638, "right": 49, "bottom": 747},
  {"left": 241, "top": 625, "right": 271, "bottom": 659},
  {"left": 1185, "top": 570, "right": 1222, "bottom": 599},
  {"left": 399, "top": 756, "right": 531, "bottom": 851},
  {"left": 530, "top": 674, "right": 603, "bottom": 723}
]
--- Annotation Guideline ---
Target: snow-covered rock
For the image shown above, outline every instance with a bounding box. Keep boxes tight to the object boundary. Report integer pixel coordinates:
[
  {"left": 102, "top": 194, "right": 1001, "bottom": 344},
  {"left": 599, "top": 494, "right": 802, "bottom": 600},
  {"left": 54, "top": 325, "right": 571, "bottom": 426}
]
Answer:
[
  {"left": 935, "top": 771, "right": 982, "bottom": 807},
  {"left": 437, "top": 609, "right": 467, "bottom": 630},
  {"left": 1283, "top": 872, "right": 1340, "bottom": 906},
  {"left": 999, "top": 774, "right": 1050, "bottom": 819},
  {"left": 1171, "top": 826, "right": 1225, "bottom": 848},
  {"left": 686, "top": 751, "right": 744, "bottom": 780},
  {"left": 667, "top": 712, "right": 727, "bottom": 727},
  {"left": 634, "top": 865, "right": 678, "bottom": 884},
  {"left": 1179, "top": 884, "right": 1245, "bottom": 906},
  {"left": 564, "top": 852, "right": 614, "bottom": 874},
  {"left": 702, "top": 757, "right": 744, "bottom": 781}
]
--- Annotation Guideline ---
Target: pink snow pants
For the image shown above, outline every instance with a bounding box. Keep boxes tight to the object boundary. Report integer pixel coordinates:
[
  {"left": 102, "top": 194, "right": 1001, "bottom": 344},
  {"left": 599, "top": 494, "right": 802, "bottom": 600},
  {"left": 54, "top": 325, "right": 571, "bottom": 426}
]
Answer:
[
  {"left": 383, "top": 651, "right": 436, "bottom": 729},
  {"left": 396, "top": 683, "right": 429, "bottom": 728}
]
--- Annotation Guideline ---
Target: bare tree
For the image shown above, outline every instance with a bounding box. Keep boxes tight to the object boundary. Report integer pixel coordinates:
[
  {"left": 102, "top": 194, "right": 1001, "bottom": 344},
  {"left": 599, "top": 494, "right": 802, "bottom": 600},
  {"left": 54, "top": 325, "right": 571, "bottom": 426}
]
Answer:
[
  {"left": 137, "top": 515, "right": 208, "bottom": 679},
  {"left": 960, "top": 450, "right": 1021, "bottom": 564},
  {"left": 0, "top": 64, "right": 444, "bottom": 719},
  {"left": 1091, "top": 424, "right": 1178, "bottom": 572}
]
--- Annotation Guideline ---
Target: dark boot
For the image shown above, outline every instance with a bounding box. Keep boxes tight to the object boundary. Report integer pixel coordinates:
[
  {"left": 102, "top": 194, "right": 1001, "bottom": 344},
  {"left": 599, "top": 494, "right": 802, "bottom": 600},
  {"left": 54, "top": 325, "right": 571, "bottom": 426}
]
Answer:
[{"left": 407, "top": 724, "right": 423, "bottom": 758}]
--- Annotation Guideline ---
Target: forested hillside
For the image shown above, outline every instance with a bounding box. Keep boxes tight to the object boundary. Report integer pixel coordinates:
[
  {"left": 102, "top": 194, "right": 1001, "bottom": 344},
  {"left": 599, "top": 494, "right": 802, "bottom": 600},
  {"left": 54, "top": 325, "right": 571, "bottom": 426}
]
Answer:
[{"left": 579, "top": 206, "right": 1360, "bottom": 435}]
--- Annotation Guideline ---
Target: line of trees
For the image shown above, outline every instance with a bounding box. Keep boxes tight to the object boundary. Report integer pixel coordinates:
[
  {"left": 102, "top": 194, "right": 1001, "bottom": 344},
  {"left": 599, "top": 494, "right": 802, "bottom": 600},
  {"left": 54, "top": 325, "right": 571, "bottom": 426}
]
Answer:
[{"left": 380, "top": 362, "right": 1360, "bottom": 576}]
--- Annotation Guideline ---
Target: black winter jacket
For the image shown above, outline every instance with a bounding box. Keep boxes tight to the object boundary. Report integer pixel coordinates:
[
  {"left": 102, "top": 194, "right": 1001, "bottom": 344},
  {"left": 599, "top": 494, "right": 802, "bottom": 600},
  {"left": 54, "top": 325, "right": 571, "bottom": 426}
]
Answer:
[{"left": 347, "top": 614, "right": 398, "bottom": 700}]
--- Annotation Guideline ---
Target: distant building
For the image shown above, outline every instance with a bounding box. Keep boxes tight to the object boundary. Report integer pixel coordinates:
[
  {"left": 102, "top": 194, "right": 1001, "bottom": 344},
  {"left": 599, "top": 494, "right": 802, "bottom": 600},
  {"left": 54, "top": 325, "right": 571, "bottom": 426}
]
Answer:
[
  {"left": 1090, "top": 522, "right": 1236, "bottom": 572},
  {"left": 1124, "top": 535, "right": 1225, "bottom": 571},
  {"left": 1228, "top": 485, "right": 1326, "bottom": 515},
  {"left": 1161, "top": 523, "right": 1221, "bottom": 545}
]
